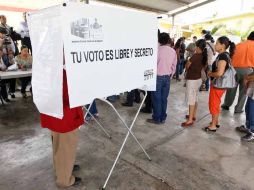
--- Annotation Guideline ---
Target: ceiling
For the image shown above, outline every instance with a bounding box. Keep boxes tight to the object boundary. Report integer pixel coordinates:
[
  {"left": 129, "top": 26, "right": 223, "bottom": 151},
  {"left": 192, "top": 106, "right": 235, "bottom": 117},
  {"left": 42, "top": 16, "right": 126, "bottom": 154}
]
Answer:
[
  {"left": 0, "top": 0, "right": 216, "bottom": 16},
  {"left": 94, "top": 0, "right": 216, "bottom": 16}
]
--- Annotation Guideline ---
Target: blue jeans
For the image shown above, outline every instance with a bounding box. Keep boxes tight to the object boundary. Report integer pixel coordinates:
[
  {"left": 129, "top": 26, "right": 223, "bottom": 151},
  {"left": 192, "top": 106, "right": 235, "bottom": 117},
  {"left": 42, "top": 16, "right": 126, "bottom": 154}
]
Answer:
[
  {"left": 86, "top": 101, "right": 98, "bottom": 118},
  {"left": 205, "top": 78, "right": 210, "bottom": 91},
  {"left": 107, "top": 95, "right": 117, "bottom": 102},
  {"left": 151, "top": 75, "right": 171, "bottom": 122},
  {"left": 245, "top": 97, "right": 254, "bottom": 133},
  {"left": 175, "top": 59, "right": 184, "bottom": 79},
  {"left": 179, "top": 59, "right": 185, "bottom": 75}
]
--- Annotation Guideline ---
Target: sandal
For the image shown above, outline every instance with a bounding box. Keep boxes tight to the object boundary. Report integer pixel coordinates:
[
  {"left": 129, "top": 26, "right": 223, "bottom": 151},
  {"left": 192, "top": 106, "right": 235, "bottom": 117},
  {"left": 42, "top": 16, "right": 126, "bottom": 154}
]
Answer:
[
  {"left": 185, "top": 115, "right": 196, "bottom": 121},
  {"left": 181, "top": 121, "right": 194, "bottom": 127},
  {"left": 209, "top": 122, "right": 220, "bottom": 128},
  {"left": 203, "top": 126, "right": 217, "bottom": 132}
]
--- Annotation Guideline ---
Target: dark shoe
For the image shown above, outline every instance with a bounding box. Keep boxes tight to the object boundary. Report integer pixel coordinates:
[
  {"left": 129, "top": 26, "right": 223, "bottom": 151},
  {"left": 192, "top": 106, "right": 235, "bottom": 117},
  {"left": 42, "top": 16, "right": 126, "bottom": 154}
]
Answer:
[
  {"left": 22, "top": 93, "right": 27, "bottom": 99},
  {"left": 185, "top": 115, "right": 196, "bottom": 121},
  {"left": 241, "top": 132, "right": 254, "bottom": 142},
  {"left": 203, "top": 126, "right": 217, "bottom": 132},
  {"left": 234, "top": 110, "right": 244, "bottom": 114},
  {"left": 73, "top": 164, "right": 80, "bottom": 172},
  {"left": 161, "top": 120, "right": 165, "bottom": 124},
  {"left": 221, "top": 105, "right": 229, "bottom": 110},
  {"left": 121, "top": 102, "right": 133, "bottom": 107},
  {"left": 9, "top": 92, "right": 15, "bottom": 98},
  {"left": 4, "top": 98, "right": 11, "bottom": 103},
  {"left": 236, "top": 125, "right": 249, "bottom": 133},
  {"left": 72, "top": 177, "right": 82, "bottom": 186},
  {"left": 146, "top": 118, "right": 161, "bottom": 125},
  {"left": 134, "top": 99, "right": 141, "bottom": 104},
  {"left": 140, "top": 108, "right": 152, "bottom": 114},
  {"left": 181, "top": 121, "right": 193, "bottom": 127}
]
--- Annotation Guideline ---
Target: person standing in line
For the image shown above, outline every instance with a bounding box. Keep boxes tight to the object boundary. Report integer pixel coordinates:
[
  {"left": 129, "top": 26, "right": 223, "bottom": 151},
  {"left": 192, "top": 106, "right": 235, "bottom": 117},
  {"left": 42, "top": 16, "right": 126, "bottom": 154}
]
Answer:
[
  {"left": 235, "top": 72, "right": 254, "bottom": 141},
  {"left": 147, "top": 33, "right": 177, "bottom": 124},
  {"left": 221, "top": 31, "right": 254, "bottom": 113},
  {"left": 204, "top": 36, "right": 236, "bottom": 132},
  {"left": 182, "top": 39, "right": 208, "bottom": 127},
  {"left": 186, "top": 36, "right": 197, "bottom": 60},
  {"left": 179, "top": 37, "right": 186, "bottom": 75},
  {"left": 174, "top": 38, "right": 183, "bottom": 81},
  {"left": 200, "top": 33, "right": 216, "bottom": 91}
]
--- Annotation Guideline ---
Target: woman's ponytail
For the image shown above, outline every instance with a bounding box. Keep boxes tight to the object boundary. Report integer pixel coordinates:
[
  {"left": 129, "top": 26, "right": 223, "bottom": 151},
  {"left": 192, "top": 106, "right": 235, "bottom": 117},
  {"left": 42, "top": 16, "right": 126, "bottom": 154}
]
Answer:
[
  {"left": 229, "top": 41, "right": 236, "bottom": 58},
  {"left": 196, "top": 39, "right": 208, "bottom": 66},
  {"left": 202, "top": 47, "right": 208, "bottom": 66}
]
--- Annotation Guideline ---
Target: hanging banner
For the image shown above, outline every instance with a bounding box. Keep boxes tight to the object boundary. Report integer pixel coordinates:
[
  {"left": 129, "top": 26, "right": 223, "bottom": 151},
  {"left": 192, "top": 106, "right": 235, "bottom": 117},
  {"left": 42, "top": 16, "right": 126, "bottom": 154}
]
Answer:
[{"left": 61, "top": 3, "right": 158, "bottom": 108}]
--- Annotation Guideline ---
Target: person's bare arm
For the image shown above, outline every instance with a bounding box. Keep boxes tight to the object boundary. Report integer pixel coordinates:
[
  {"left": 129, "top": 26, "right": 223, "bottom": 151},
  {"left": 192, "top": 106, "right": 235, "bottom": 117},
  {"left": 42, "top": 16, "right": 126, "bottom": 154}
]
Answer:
[
  {"left": 185, "top": 60, "right": 192, "bottom": 70},
  {"left": 207, "top": 60, "right": 227, "bottom": 78}
]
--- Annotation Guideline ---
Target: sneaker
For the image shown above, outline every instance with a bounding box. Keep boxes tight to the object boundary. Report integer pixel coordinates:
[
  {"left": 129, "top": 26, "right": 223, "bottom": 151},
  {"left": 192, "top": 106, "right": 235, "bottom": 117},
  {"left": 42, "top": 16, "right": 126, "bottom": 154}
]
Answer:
[
  {"left": 221, "top": 105, "right": 229, "bottom": 110},
  {"left": 241, "top": 132, "right": 254, "bottom": 142},
  {"left": 236, "top": 125, "right": 249, "bottom": 133}
]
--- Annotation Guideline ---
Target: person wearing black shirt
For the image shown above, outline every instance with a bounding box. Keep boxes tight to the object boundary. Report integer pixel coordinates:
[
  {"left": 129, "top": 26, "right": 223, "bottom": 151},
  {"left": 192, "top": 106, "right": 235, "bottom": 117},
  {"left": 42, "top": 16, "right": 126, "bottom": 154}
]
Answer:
[{"left": 205, "top": 36, "right": 236, "bottom": 132}]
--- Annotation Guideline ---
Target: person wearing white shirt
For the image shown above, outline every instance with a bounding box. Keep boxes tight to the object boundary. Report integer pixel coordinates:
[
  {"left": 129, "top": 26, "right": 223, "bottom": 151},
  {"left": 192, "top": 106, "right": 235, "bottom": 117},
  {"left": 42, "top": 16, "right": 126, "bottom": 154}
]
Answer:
[{"left": 17, "top": 13, "right": 32, "bottom": 54}]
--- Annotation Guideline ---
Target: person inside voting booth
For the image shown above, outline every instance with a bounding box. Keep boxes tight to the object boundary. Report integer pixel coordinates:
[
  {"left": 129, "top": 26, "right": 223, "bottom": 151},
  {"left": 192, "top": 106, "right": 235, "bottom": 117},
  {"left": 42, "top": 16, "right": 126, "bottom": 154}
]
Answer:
[{"left": 40, "top": 61, "right": 84, "bottom": 187}]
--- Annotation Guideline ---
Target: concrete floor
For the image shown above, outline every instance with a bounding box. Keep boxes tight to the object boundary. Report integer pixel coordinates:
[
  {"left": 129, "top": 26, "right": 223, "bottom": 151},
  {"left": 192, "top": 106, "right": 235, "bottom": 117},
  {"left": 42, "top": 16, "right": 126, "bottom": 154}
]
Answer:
[{"left": 0, "top": 80, "right": 253, "bottom": 190}]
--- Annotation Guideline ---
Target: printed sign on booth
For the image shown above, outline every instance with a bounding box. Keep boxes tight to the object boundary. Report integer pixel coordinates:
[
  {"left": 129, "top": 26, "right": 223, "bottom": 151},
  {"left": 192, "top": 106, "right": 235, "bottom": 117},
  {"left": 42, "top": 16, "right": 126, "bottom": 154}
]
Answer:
[{"left": 61, "top": 3, "right": 158, "bottom": 108}]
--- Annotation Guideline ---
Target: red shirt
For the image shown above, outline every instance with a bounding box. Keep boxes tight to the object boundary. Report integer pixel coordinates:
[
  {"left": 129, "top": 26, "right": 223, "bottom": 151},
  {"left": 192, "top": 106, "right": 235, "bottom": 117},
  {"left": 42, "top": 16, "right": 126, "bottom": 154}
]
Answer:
[{"left": 40, "top": 70, "right": 84, "bottom": 133}]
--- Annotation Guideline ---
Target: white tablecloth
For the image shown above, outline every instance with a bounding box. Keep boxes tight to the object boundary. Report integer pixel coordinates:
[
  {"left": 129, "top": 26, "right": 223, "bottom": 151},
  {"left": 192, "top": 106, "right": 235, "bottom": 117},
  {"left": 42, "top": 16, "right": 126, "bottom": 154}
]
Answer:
[{"left": 0, "top": 70, "right": 32, "bottom": 80}]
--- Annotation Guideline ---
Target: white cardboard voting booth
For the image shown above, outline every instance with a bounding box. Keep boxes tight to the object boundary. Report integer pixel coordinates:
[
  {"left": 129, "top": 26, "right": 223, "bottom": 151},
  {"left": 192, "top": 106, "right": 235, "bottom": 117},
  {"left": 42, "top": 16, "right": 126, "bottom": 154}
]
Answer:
[
  {"left": 28, "top": 2, "right": 157, "bottom": 189},
  {"left": 28, "top": 2, "right": 157, "bottom": 118}
]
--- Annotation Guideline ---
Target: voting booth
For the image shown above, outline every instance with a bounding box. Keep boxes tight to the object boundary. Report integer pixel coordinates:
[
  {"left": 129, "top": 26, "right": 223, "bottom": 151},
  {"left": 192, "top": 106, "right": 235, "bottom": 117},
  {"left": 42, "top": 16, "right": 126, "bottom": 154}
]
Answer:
[{"left": 28, "top": 2, "right": 157, "bottom": 189}]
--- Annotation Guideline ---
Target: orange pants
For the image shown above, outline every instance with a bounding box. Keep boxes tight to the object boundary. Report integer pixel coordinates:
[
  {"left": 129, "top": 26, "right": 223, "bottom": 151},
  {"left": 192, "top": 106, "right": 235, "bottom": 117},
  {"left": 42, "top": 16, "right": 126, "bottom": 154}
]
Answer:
[{"left": 209, "top": 84, "right": 225, "bottom": 115}]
